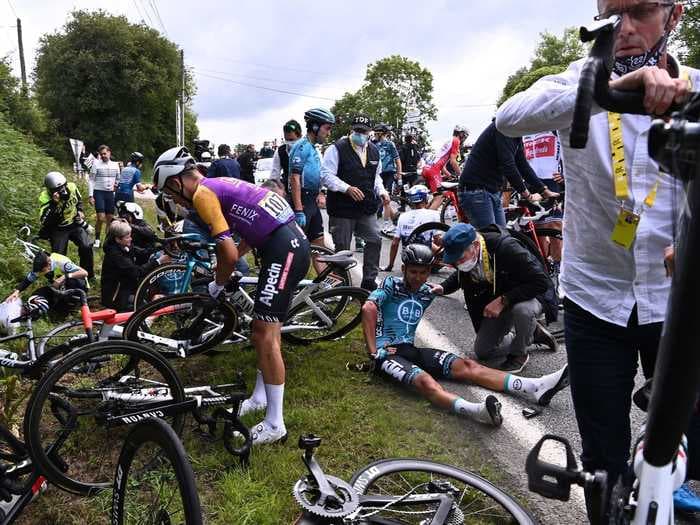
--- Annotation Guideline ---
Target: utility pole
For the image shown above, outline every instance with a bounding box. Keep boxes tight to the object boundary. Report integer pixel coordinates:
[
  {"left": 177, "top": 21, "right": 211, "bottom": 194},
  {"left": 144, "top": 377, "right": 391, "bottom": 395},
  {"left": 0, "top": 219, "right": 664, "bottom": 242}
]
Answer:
[
  {"left": 16, "top": 18, "right": 26, "bottom": 92},
  {"left": 180, "top": 49, "right": 185, "bottom": 147}
]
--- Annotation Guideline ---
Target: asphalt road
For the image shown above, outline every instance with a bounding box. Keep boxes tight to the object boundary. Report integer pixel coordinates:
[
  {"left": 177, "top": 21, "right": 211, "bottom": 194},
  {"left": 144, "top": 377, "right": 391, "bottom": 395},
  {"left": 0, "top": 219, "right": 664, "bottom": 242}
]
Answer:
[{"left": 320, "top": 213, "right": 662, "bottom": 525}]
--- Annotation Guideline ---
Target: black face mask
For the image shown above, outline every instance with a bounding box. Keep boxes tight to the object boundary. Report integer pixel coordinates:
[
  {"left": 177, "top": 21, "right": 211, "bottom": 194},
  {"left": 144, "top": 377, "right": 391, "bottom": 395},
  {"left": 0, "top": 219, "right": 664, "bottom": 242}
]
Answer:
[{"left": 58, "top": 186, "right": 70, "bottom": 201}]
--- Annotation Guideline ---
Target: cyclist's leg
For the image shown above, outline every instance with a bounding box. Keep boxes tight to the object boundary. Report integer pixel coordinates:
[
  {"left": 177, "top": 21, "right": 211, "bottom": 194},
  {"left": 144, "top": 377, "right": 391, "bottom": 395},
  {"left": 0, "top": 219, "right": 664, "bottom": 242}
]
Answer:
[
  {"left": 50, "top": 227, "right": 70, "bottom": 255},
  {"left": 303, "top": 192, "right": 326, "bottom": 274},
  {"left": 564, "top": 298, "right": 643, "bottom": 522},
  {"left": 68, "top": 224, "right": 95, "bottom": 279},
  {"left": 250, "top": 223, "right": 310, "bottom": 443},
  {"left": 458, "top": 189, "right": 496, "bottom": 229},
  {"left": 93, "top": 190, "right": 108, "bottom": 242},
  {"left": 354, "top": 214, "right": 381, "bottom": 291}
]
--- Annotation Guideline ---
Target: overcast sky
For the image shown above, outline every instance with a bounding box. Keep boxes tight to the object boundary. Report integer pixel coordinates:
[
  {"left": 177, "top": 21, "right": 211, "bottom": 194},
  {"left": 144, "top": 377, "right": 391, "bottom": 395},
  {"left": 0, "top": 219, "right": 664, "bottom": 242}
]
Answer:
[{"left": 1, "top": 1, "right": 594, "bottom": 150}]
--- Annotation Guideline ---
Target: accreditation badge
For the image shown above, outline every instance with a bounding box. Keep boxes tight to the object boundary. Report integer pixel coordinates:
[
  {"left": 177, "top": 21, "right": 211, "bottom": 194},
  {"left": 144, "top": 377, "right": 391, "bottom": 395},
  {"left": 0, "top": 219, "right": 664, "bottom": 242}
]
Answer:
[{"left": 611, "top": 208, "right": 640, "bottom": 250}]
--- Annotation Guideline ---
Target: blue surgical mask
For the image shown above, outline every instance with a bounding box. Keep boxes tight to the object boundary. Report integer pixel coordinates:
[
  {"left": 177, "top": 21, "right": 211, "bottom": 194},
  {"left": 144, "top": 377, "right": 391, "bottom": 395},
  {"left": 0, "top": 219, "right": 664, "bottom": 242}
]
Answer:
[{"left": 351, "top": 132, "right": 369, "bottom": 147}]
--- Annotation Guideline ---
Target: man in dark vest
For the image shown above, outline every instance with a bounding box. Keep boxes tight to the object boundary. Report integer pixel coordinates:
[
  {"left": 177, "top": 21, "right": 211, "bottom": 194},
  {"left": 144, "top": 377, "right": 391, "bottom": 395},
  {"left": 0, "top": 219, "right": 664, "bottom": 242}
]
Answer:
[
  {"left": 270, "top": 119, "right": 302, "bottom": 192},
  {"left": 321, "top": 114, "right": 390, "bottom": 291},
  {"left": 207, "top": 144, "right": 241, "bottom": 179}
]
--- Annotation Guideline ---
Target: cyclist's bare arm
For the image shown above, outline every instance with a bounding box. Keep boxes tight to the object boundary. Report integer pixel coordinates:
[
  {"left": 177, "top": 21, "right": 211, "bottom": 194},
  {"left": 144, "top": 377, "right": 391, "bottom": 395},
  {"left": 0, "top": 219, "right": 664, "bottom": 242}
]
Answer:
[
  {"left": 385, "top": 237, "right": 400, "bottom": 270},
  {"left": 361, "top": 300, "right": 379, "bottom": 356},
  {"left": 290, "top": 173, "right": 303, "bottom": 212},
  {"left": 214, "top": 237, "right": 239, "bottom": 286}
]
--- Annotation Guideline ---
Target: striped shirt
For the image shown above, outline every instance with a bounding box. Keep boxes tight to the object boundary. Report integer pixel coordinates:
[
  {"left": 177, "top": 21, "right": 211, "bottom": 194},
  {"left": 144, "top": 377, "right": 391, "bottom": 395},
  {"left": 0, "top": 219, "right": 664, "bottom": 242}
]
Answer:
[{"left": 89, "top": 159, "right": 120, "bottom": 196}]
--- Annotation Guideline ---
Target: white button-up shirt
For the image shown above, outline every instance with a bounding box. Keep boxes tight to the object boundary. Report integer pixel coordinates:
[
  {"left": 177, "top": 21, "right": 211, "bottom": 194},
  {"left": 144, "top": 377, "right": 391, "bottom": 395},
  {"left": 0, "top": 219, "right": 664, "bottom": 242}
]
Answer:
[{"left": 496, "top": 57, "right": 700, "bottom": 327}]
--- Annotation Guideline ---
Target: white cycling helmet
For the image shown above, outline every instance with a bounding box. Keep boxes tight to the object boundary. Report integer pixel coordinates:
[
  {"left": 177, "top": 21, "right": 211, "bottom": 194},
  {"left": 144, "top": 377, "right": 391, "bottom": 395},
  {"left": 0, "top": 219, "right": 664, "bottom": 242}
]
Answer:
[
  {"left": 454, "top": 125, "right": 469, "bottom": 134},
  {"left": 407, "top": 184, "right": 430, "bottom": 204},
  {"left": 117, "top": 201, "right": 144, "bottom": 220},
  {"left": 153, "top": 146, "right": 197, "bottom": 191},
  {"left": 0, "top": 297, "right": 22, "bottom": 336},
  {"left": 44, "top": 171, "right": 67, "bottom": 191},
  {"left": 200, "top": 151, "right": 212, "bottom": 162}
]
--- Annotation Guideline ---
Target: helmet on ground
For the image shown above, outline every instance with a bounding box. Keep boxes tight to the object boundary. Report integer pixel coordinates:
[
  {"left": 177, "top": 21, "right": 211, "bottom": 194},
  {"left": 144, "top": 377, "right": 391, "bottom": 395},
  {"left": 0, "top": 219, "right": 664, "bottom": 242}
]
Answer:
[
  {"left": 0, "top": 296, "right": 22, "bottom": 336},
  {"left": 407, "top": 184, "right": 430, "bottom": 204},
  {"left": 153, "top": 146, "right": 196, "bottom": 191},
  {"left": 373, "top": 123, "right": 390, "bottom": 133},
  {"left": 44, "top": 171, "right": 67, "bottom": 191},
  {"left": 129, "top": 152, "right": 144, "bottom": 164},
  {"left": 402, "top": 244, "right": 435, "bottom": 266},
  {"left": 25, "top": 295, "right": 49, "bottom": 319},
  {"left": 116, "top": 201, "right": 144, "bottom": 220},
  {"left": 454, "top": 125, "right": 469, "bottom": 134},
  {"left": 304, "top": 108, "right": 336, "bottom": 126}
]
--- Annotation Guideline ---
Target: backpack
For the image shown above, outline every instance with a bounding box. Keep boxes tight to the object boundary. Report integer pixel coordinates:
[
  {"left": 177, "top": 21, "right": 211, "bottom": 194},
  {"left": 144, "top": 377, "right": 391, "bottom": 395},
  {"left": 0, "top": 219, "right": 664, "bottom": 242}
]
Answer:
[{"left": 480, "top": 224, "right": 559, "bottom": 323}]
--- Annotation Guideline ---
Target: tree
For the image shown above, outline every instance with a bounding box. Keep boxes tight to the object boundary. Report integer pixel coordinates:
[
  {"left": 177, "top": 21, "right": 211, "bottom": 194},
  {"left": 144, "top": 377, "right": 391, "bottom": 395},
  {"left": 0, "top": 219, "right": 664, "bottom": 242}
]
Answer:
[
  {"left": 330, "top": 55, "right": 437, "bottom": 143},
  {"left": 33, "top": 10, "right": 198, "bottom": 163},
  {"left": 498, "top": 28, "right": 587, "bottom": 105},
  {"left": 674, "top": 0, "right": 700, "bottom": 68}
]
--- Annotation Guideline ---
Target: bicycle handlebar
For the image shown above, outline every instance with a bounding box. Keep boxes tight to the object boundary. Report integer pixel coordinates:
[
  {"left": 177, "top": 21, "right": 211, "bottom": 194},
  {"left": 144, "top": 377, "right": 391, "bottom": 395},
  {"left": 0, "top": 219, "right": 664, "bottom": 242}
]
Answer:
[{"left": 571, "top": 15, "right": 688, "bottom": 149}]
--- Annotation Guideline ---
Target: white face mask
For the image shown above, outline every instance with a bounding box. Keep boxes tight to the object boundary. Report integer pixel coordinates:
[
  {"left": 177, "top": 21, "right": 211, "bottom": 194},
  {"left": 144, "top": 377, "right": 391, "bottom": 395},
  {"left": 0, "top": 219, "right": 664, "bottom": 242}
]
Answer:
[
  {"left": 285, "top": 139, "right": 298, "bottom": 149},
  {"left": 457, "top": 257, "right": 478, "bottom": 273}
]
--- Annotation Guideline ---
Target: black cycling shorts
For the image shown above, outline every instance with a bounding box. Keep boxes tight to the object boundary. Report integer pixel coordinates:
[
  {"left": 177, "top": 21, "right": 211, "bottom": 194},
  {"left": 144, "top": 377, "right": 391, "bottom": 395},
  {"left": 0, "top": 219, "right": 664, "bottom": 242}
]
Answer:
[
  {"left": 253, "top": 222, "right": 310, "bottom": 323},
  {"left": 300, "top": 190, "right": 324, "bottom": 241},
  {"left": 376, "top": 343, "right": 459, "bottom": 385}
]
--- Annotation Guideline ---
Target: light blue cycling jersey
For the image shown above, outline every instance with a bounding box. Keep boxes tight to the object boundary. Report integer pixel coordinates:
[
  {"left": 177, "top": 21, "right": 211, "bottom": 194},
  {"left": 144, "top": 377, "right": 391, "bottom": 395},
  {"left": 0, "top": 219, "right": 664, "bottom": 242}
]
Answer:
[
  {"left": 289, "top": 136, "right": 321, "bottom": 192},
  {"left": 368, "top": 275, "right": 435, "bottom": 349},
  {"left": 376, "top": 139, "right": 400, "bottom": 173}
]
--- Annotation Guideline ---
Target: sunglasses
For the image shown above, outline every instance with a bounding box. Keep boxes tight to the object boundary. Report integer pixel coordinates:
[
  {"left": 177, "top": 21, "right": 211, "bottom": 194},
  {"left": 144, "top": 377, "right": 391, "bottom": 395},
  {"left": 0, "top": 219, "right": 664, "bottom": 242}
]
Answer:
[{"left": 594, "top": 2, "right": 675, "bottom": 23}]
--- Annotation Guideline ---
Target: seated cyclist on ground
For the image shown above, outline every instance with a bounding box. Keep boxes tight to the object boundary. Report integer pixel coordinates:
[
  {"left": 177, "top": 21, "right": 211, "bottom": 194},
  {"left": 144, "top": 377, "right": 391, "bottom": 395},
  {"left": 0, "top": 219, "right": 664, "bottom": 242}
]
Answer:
[
  {"left": 116, "top": 200, "right": 157, "bottom": 258},
  {"left": 3, "top": 250, "right": 88, "bottom": 319},
  {"left": 361, "top": 244, "right": 570, "bottom": 427},
  {"left": 382, "top": 185, "right": 441, "bottom": 272}
]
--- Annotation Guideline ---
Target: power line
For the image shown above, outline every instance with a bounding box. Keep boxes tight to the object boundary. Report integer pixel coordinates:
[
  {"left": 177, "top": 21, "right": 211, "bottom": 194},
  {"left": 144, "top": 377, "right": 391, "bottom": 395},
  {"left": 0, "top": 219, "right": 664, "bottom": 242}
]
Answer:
[
  {"left": 131, "top": 0, "right": 146, "bottom": 24},
  {"left": 193, "top": 66, "right": 345, "bottom": 91},
  {"left": 149, "top": 0, "right": 168, "bottom": 35},
  {"left": 212, "top": 55, "right": 363, "bottom": 81},
  {"left": 5, "top": 0, "right": 17, "bottom": 18},
  {"left": 138, "top": 0, "right": 155, "bottom": 27},
  {"left": 193, "top": 70, "right": 336, "bottom": 101}
]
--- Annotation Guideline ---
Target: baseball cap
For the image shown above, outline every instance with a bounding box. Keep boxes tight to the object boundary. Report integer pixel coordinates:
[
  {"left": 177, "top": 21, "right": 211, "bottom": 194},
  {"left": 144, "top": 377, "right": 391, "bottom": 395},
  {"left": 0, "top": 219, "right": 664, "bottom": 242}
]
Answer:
[
  {"left": 351, "top": 114, "right": 372, "bottom": 132},
  {"left": 442, "top": 223, "right": 477, "bottom": 264}
]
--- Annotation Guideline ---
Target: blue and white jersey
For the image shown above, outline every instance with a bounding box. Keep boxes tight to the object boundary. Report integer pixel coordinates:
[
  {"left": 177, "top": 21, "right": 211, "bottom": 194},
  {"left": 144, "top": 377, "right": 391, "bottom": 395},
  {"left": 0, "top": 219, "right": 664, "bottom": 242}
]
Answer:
[
  {"left": 368, "top": 275, "right": 435, "bottom": 349},
  {"left": 289, "top": 136, "right": 321, "bottom": 192},
  {"left": 376, "top": 139, "right": 400, "bottom": 173}
]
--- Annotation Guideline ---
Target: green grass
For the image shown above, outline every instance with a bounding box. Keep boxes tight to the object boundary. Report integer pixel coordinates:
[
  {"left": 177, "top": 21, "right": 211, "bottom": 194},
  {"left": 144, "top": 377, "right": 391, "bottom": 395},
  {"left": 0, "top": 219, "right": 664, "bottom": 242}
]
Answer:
[{"left": 23, "top": 333, "right": 519, "bottom": 524}]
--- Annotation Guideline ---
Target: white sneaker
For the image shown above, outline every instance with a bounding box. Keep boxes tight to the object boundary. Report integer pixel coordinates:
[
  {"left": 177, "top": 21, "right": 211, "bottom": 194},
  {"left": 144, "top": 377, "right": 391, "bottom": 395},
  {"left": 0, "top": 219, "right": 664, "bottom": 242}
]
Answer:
[
  {"left": 251, "top": 420, "right": 287, "bottom": 445},
  {"left": 93, "top": 239, "right": 100, "bottom": 249}
]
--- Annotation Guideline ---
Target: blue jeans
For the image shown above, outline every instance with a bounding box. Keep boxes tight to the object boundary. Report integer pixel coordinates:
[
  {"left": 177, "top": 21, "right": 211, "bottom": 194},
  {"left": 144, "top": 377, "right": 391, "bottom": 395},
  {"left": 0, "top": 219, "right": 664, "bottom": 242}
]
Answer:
[{"left": 458, "top": 189, "right": 505, "bottom": 229}]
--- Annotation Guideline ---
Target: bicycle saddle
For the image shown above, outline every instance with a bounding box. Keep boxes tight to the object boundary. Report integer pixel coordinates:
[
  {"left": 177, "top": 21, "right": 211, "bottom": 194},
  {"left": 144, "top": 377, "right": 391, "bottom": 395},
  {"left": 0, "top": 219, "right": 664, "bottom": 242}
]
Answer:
[
  {"left": 439, "top": 181, "right": 459, "bottom": 191},
  {"left": 315, "top": 251, "right": 357, "bottom": 269}
]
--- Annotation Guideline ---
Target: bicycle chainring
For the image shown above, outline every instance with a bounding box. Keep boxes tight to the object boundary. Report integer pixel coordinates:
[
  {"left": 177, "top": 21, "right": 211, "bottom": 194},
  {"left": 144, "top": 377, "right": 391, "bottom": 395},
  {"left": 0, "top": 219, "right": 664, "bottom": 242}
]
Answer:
[{"left": 292, "top": 474, "right": 359, "bottom": 519}]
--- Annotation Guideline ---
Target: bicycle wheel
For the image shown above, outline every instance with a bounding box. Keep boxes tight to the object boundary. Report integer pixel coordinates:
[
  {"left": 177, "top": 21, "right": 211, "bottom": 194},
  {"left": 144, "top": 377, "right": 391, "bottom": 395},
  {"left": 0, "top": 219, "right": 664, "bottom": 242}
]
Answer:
[
  {"left": 405, "top": 222, "right": 450, "bottom": 247},
  {"left": 37, "top": 319, "right": 105, "bottom": 357},
  {"left": 282, "top": 286, "right": 368, "bottom": 345},
  {"left": 0, "top": 424, "right": 32, "bottom": 496},
  {"left": 134, "top": 263, "right": 213, "bottom": 309},
  {"left": 349, "top": 458, "right": 535, "bottom": 524},
  {"left": 124, "top": 293, "right": 238, "bottom": 358},
  {"left": 112, "top": 417, "right": 202, "bottom": 525},
  {"left": 440, "top": 195, "right": 461, "bottom": 227},
  {"left": 24, "top": 340, "right": 186, "bottom": 496}
]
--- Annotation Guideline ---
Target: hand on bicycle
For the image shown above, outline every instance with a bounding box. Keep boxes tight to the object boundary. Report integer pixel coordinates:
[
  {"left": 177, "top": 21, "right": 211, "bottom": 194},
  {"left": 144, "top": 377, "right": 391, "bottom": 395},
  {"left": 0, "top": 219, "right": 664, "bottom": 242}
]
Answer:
[
  {"left": 346, "top": 186, "right": 365, "bottom": 201},
  {"left": 552, "top": 172, "right": 564, "bottom": 185},
  {"left": 610, "top": 66, "right": 691, "bottom": 115}
]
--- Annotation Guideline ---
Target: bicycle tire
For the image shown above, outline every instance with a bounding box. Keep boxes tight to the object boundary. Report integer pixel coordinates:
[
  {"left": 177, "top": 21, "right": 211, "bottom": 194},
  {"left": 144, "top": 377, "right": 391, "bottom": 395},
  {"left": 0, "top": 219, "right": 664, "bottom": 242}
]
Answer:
[
  {"left": 36, "top": 319, "right": 105, "bottom": 357},
  {"left": 133, "top": 263, "right": 213, "bottom": 309},
  {"left": 282, "top": 286, "right": 369, "bottom": 345},
  {"left": 124, "top": 293, "right": 238, "bottom": 358},
  {"left": 405, "top": 221, "right": 450, "bottom": 247},
  {"left": 112, "top": 417, "right": 203, "bottom": 525},
  {"left": 349, "top": 458, "right": 535, "bottom": 524},
  {"left": 24, "top": 340, "right": 186, "bottom": 496}
]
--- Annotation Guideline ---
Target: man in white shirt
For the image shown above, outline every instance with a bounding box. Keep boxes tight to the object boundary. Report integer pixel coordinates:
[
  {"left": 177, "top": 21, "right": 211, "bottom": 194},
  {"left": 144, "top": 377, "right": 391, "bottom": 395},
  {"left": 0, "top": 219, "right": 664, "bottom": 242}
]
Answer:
[
  {"left": 321, "top": 115, "right": 390, "bottom": 290},
  {"left": 89, "top": 144, "right": 120, "bottom": 248},
  {"left": 496, "top": 1, "right": 698, "bottom": 521}
]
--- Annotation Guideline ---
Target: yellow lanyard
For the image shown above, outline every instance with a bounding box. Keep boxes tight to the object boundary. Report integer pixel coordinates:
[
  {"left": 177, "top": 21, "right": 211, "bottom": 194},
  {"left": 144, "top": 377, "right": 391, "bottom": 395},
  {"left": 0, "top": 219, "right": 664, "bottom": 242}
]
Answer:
[
  {"left": 607, "top": 68, "right": 692, "bottom": 210},
  {"left": 608, "top": 112, "right": 659, "bottom": 209},
  {"left": 478, "top": 235, "right": 496, "bottom": 294}
]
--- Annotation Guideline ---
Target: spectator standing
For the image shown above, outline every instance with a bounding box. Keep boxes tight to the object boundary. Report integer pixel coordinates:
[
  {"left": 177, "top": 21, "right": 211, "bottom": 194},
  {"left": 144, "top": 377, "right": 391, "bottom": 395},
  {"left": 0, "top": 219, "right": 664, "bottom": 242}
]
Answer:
[
  {"left": 270, "top": 120, "right": 303, "bottom": 191},
  {"left": 237, "top": 144, "right": 258, "bottom": 184},
  {"left": 207, "top": 144, "right": 241, "bottom": 179},
  {"left": 89, "top": 144, "right": 120, "bottom": 248}
]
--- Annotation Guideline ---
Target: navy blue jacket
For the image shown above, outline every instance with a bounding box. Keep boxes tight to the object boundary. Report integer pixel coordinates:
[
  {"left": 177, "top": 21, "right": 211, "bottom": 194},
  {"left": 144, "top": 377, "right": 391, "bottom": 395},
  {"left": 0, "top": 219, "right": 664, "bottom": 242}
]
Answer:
[{"left": 207, "top": 157, "right": 241, "bottom": 179}]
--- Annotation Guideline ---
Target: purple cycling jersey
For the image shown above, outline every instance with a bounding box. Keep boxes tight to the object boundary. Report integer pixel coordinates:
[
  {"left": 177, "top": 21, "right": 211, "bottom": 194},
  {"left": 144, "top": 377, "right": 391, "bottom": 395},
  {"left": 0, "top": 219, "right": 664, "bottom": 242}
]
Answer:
[{"left": 193, "top": 177, "right": 294, "bottom": 247}]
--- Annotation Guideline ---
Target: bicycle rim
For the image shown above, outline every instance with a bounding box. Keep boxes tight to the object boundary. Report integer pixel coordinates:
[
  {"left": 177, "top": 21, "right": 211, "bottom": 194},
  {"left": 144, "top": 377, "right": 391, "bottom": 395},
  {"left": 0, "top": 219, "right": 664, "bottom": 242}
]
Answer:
[
  {"left": 24, "top": 341, "right": 185, "bottom": 496},
  {"left": 134, "top": 264, "right": 213, "bottom": 309},
  {"left": 283, "top": 287, "right": 368, "bottom": 345},
  {"left": 113, "top": 418, "right": 202, "bottom": 525},
  {"left": 349, "top": 458, "right": 535, "bottom": 525},
  {"left": 37, "top": 320, "right": 104, "bottom": 357},
  {"left": 440, "top": 197, "right": 460, "bottom": 227},
  {"left": 124, "top": 294, "right": 237, "bottom": 358}
]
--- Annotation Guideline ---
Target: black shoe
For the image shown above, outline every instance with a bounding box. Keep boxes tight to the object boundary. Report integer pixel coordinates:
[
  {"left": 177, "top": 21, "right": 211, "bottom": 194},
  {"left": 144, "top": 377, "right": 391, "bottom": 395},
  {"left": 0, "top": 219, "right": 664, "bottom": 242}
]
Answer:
[
  {"left": 361, "top": 279, "right": 377, "bottom": 292},
  {"left": 498, "top": 354, "right": 530, "bottom": 373},
  {"left": 533, "top": 321, "right": 559, "bottom": 352},
  {"left": 536, "top": 365, "right": 570, "bottom": 407}
]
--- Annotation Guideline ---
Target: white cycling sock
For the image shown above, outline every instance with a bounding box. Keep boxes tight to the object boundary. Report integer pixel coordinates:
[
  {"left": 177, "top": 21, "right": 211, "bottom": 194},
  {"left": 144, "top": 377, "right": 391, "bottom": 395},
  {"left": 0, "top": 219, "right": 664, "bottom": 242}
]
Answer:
[
  {"left": 452, "top": 397, "right": 484, "bottom": 419},
  {"left": 505, "top": 367, "right": 567, "bottom": 404},
  {"left": 263, "top": 383, "right": 285, "bottom": 430},
  {"left": 249, "top": 369, "right": 267, "bottom": 406},
  {"left": 453, "top": 396, "right": 501, "bottom": 426}
]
